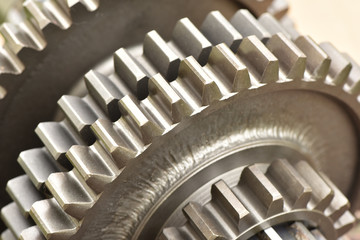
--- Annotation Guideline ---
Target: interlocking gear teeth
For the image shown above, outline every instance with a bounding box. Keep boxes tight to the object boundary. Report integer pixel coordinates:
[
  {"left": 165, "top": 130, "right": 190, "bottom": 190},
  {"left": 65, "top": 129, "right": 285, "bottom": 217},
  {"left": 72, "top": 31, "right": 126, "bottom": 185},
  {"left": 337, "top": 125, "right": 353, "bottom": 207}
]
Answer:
[
  {"left": 2, "top": 8, "right": 360, "bottom": 240},
  {"left": 161, "top": 160, "right": 353, "bottom": 240},
  {"left": 30, "top": 198, "right": 79, "bottom": 240}
]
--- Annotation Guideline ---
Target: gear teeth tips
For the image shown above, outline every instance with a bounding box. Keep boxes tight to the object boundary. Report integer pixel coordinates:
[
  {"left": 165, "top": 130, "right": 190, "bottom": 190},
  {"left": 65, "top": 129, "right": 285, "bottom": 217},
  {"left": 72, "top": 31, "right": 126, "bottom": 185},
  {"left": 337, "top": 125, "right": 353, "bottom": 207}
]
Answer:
[
  {"left": 35, "top": 121, "right": 85, "bottom": 168},
  {"left": 294, "top": 35, "right": 331, "bottom": 81},
  {"left": 258, "top": 13, "right": 291, "bottom": 39},
  {"left": 201, "top": 11, "right": 242, "bottom": 53},
  {"left": 58, "top": 95, "right": 107, "bottom": 143},
  {"left": 239, "top": 165, "right": 284, "bottom": 218},
  {"left": 266, "top": 33, "right": 306, "bottom": 81},
  {"left": 320, "top": 42, "right": 352, "bottom": 86},
  {"left": 0, "top": 21, "right": 46, "bottom": 54},
  {"left": 45, "top": 169, "right": 97, "bottom": 220},
  {"left": 20, "top": 226, "right": 45, "bottom": 240},
  {"left": 143, "top": 31, "right": 180, "bottom": 81},
  {"left": 293, "top": 161, "right": 334, "bottom": 211},
  {"left": 183, "top": 202, "right": 226, "bottom": 240},
  {"left": 170, "top": 18, "right": 212, "bottom": 66},
  {"left": 148, "top": 74, "right": 193, "bottom": 123},
  {"left": 114, "top": 48, "right": 149, "bottom": 100},
  {"left": 6, "top": 175, "right": 42, "bottom": 217},
  {"left": 237, "top": 36, "right": 279, "bottom": 83},
  {"left": 30, "top": 198, "right": 78, "bottom": 240},
  {"left": 266, "top": 159, "right": 312, "bottom": 209},
  {"left": 1, "top": 202, "right": 33, "bottom": 239},
  {"left": 206, "top": 43, "right": 251, "bottom": 92},
  {"left": 230, "top": 9, "right": 271, "bottom": 43},
  {"left": 24, "top": 0, "right": 72, "bottom": 30},
  {"left": 66, "top": 142, "right": 120, "bottom": 193},
  {"left": 84, "top": 70, "right": 125, "bottom": 121},
  {"left": 91, "top": 118, "right": 143, "bottom": 163},
  {"left": 18, "top": 148, "right": 61, "bottom": 191}
]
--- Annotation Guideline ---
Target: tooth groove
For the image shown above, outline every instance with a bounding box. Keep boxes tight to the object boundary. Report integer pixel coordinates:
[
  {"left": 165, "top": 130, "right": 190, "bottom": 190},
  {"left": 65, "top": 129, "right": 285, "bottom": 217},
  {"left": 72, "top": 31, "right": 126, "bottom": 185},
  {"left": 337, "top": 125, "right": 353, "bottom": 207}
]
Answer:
[
  {"left": 85, "top": 70, "right": 125, "bottom": 121},
  {"left": 45, "top": 169, "right": 97, "bottom": 220},
  {"left": 265, "top": 159, "right": 312, "bottom": 209},
  {"left": 148, "top": 74, "right": 193, "bottom": 123},
  {"left": 293, "top": 161, "right": 334, "bottom": 211},
  {"left": 266, "top": 33, "right": 306, "bottom": 80},
  {"left": 294, "top": 36, "right": 331, "bottom": 81},
  {"left": 24, "top": 0, "right": 72, "bottom": 30},
  {"left": 230, "top": 9, "right": 270, "bottom": 42},
  {"left": 67, "top": 142, "right": 120, "bottom": 193},
  {"left": 30, "top": 198, "right": 78, "bottom": 240},
  {"left": 237, "top": 36, "right": 279, "bottom": 83},
  {"left": 35, "top": 121, "right": 85, "bottom": 167},
  {"left": 201, "top": 11, "right": 242, "bottom": 52},
  {"left": 206, "top": 43, "right": 251, "bottom": 92},
  {"left": 170, "top": 18, "right": 212, "bottom": 66},
  {"left": 1, "top": 202, "right": 33, "bottom": 239},
  {"left": 6, "top": 175, "right": 43, "bottom": 216},
  {"left": 143, "top": 31, "right": 180, "bottom": 81},
  {"left": 320, "top": 42, "right": 352, "bottom": 86},
  {"left": 18, "top": 148, "right": 61, "bottom": 190}
]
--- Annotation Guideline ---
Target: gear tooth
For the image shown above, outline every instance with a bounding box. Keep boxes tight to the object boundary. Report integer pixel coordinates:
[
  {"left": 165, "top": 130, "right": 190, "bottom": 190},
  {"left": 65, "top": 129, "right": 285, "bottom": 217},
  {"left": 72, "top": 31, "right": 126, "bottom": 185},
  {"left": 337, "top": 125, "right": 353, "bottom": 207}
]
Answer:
[
  {"left": 237, "top": 36, "right": 279, "bottom": 83},
  {"left": 293, "top": 161, "right": 334, "bottom": 211},
  {"left": 176, "top": 56, "right": 222, "bottom": 107},
  {"left": 20, "top": 226, "right": 45, "bottom": 240},
  {"left": 58, "top": 95, "right": 107, "bottom": 142},
  {"left": 18, "top": 148, "right": 61, "bottom": 190},
  {"left": 239, "top": 165, "right": 284, "bottom": 217},
  {"left": 320, "top": 173, "right": 350, "bottom": 222},
  {"left": 35, "top": 121, "right": 84, "bottom": 167},
  {"left": 183, "top": 202, "right": 226, "bottom": 240},
  {"left": 1, "top": 202, "right": 32, "bottom": 239},
  {"left": 143, "top": 30, "right": 180, "bottom": 81},
  {"left": 211, "top": 180, "right": 251, "bottom": 229},
  {"left": 91, "top": 118, "right": 143, "bottom": 162},
  {"left": 343, "top": 53, "right": 360, "bottom": 95},
  {"left": 1, "top": 229, "right": 16, "bottom": 240},
  {"left": 84, "top": 70, "right": 125, "bottom": 121},
  {"left": 207, "top": 43, "right": 251, "bottom": 92},
  {"left": 267, "top": 0, "right": 289, "bottom": 19},
  {"left": 148, "top": 74, "right": 193, "bottom": 123},
  {"left": 236, "top": 0, "right": 273, "bottom": 17},
  {"left": 171, "top": 18, "right": 212, "bottom": 66},
  {"left": 0, "top": 21, "right": 46, "bottom": 54},
  {"left": 258, "top": 13, "right": 291, "bottom": 39},
  {"left": 266, "top": 33, "right": 306, "bottom": 80},
  {"left": 45, "top": 169, "right": 97, "bottom": 220},
  {"left": 30, "top": 198, "right": 78, "bottom": 240},
  {"left": 6, "top": 175, "right": 42, "bottom": 217},
  {"left": 279, "top": 15, "right": 300, "bottom": 41},
  {"left": 23, "top": 0, "right": 72, "bottom": 30},
  {"left": 265, "top": 159, "right": 312, "bottom": 209},
  {"left": 230, "top": 9, "right": 271, "bottom": 42},
  {"left": 0, "top": 44, "right": 25, "bottom": 74},
  {"left": 114, "top": 48, "right": 149, "bottom": 100},
  {"left": 66, "top": 142, "right": 120, "bottom": 193},
  {"left": 320, "top": 42, "right": 352, "bottom": 86},
  {"left": 294, "top": 36, "right": 331, "bottom": 81},
  {"left": 334, "top": 211, "right": 356, "bottom": 238},
  {"left": 119, "top": 95, "right": 165, "bottom": 144},
  {"left": 200, "top": 11, "right": 242, "bottom": 52}
]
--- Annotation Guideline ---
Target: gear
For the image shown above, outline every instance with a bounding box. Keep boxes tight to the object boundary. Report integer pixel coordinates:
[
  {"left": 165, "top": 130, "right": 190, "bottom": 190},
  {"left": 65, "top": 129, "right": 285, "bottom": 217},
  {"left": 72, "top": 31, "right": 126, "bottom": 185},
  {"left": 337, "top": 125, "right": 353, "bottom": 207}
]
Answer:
[{"left": 1, "top": 4, "right": 360, "bottom": 240}]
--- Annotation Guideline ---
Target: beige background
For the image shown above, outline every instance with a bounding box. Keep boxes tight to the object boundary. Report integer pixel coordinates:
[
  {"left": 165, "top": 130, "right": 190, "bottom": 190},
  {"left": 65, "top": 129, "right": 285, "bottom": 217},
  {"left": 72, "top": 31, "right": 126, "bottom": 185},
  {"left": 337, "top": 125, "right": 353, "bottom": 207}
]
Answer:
[{"left": 288, "top": 0, "right": 360, "bottom": 63}]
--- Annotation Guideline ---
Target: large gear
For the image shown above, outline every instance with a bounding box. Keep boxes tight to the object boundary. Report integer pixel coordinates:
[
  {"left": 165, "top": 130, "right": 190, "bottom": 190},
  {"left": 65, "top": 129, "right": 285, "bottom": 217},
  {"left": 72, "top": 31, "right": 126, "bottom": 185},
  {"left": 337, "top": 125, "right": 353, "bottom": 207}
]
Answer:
[{"left": 1, "top": 1, "right": 360, "bottom": 240}]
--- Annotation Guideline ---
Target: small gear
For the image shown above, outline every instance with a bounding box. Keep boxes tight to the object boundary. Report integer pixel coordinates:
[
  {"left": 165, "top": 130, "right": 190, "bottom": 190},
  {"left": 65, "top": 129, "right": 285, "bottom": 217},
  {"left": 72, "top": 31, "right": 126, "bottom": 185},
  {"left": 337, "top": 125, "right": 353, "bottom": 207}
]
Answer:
[{"left": 1, "top": 5, "right": 360, "bottom": 240}]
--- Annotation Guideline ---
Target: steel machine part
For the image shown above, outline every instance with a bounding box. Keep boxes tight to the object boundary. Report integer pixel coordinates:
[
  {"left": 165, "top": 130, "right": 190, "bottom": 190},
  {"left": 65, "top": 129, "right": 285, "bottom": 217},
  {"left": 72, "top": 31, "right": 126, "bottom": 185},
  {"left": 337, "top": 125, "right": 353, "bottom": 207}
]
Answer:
[{"left": 0, "top": 0, "right": 360, "bottom": 240}]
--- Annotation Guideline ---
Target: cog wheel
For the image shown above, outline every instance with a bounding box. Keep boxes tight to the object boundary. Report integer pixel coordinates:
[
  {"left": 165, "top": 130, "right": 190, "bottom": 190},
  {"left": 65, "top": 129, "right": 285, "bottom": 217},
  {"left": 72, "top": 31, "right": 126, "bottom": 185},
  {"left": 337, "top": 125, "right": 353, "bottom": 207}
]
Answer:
[{"left": 1, "top": 5, "right": 360, "bottom": 240}]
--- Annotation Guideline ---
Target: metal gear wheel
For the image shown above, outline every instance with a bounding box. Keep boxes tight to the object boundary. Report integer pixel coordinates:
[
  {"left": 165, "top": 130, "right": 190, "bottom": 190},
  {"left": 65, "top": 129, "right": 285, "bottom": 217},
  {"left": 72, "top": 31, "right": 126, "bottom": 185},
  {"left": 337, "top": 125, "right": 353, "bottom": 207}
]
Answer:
[{"left": 1, "top": 1, "right": 360, "bottom": 240}]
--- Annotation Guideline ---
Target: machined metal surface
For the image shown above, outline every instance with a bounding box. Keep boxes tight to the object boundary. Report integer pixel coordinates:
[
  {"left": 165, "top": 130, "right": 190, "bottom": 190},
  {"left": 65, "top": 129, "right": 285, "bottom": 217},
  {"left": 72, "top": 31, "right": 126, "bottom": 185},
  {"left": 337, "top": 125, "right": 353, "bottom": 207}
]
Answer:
[{"left": 1, "top": 5, "right": 360, "bottom": 240}]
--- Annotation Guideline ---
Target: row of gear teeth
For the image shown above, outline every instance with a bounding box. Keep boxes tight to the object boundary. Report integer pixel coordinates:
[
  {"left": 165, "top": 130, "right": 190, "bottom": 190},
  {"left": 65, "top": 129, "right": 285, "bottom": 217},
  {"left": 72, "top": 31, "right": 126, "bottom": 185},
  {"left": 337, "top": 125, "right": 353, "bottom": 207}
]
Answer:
[
  {"left": 161, "top": 159, "right": 354, "bottom": 240},
  {"left": 0, "top": 0, "right": 99, "bottom": 98},
  {"left": 1, "top": 8, "right": 359, "bottom": 240}
]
